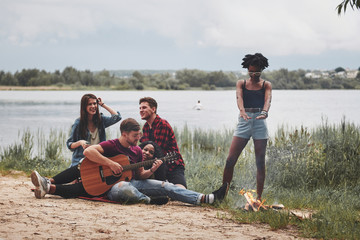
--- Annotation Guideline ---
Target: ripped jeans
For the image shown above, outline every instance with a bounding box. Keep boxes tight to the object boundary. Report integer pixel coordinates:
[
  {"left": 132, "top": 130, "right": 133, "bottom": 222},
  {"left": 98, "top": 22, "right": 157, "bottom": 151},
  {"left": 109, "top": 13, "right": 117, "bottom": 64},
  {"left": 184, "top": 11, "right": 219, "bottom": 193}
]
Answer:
[{"left": 107, "top": 179, "right": 201, "bottom": 205}]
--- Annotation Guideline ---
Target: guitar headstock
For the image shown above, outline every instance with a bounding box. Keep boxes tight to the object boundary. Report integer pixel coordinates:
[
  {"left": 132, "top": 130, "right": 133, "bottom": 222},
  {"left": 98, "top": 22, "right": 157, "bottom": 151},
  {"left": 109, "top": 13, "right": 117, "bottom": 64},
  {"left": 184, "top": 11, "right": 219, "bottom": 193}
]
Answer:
[{"left": 163, "top": 152, "right": 178, "bottom": 163}]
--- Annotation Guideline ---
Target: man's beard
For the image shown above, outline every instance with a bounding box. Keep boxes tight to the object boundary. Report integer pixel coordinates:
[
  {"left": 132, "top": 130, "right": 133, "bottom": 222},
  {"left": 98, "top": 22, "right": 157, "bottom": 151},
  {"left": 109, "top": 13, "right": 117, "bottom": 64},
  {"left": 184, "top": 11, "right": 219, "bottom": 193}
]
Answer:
[{"left": 126, "top": 139, "right": 138, "bottom": 146}]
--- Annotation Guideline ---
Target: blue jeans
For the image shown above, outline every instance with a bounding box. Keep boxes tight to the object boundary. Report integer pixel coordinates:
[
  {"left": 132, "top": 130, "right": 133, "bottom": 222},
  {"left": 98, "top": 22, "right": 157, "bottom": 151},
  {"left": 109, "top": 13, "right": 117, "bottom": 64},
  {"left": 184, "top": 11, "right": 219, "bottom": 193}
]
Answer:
[{"left": 107, "top": 179, "right": 201, "bottom": 205}]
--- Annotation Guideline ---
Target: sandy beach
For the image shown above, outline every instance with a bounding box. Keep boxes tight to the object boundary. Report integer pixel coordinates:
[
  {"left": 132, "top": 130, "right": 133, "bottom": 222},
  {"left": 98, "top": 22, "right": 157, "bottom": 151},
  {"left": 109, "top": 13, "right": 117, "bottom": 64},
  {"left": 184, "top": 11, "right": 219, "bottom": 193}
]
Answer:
[{"left": 0, "top": 173, "right": 305, "bottom": 240}]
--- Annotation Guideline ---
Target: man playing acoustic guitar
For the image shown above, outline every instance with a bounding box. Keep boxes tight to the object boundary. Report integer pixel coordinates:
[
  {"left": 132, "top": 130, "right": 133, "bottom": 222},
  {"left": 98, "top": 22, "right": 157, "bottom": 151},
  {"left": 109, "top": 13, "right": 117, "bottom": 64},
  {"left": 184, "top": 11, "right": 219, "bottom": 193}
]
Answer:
[{"left": 31, "top": 118, "right": 228, "bottom": 205}]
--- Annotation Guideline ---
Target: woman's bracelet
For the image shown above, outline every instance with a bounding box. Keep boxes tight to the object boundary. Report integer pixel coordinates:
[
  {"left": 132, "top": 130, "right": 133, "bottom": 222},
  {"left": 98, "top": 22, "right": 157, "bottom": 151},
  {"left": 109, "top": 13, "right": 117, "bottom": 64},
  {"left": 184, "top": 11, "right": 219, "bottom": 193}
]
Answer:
[
  {"left": 100, "top": 103, "right": 105, "bottom": 107},
  {"left": 260, "top": 110, "right": 268, "bottom": 117},
  {"left": 150, "top": 168, "right": 154, "bottom": 173}
]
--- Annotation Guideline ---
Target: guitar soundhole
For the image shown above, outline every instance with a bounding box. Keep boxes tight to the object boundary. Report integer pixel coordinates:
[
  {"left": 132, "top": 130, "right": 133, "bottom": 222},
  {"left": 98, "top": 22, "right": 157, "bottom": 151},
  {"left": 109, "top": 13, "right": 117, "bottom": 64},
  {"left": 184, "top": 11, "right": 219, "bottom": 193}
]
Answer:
[
  {"left": 105, "top": 175, "right": 121, "bottom": 185},
  {"left": 125, "top": 177, "right": 130, "bottom": 181}
]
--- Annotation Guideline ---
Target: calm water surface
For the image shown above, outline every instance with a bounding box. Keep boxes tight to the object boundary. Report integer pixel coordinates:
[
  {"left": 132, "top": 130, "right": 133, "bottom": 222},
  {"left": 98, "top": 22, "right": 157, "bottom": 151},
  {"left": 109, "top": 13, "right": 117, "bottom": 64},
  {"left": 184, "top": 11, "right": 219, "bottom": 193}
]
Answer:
[{"left": 1, "top": 90, "right": 359, "bottom": 148}]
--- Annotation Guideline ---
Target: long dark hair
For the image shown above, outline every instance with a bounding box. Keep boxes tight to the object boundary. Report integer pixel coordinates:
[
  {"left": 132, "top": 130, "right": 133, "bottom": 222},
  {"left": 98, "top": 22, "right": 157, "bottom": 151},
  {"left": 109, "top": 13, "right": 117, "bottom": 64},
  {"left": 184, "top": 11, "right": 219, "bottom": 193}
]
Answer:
[
  {"left": 139, "top": 141, "right": 164, "bottom": 159},
  {"left": 79, "top": 93, "right": 101, "bottom": 139}
]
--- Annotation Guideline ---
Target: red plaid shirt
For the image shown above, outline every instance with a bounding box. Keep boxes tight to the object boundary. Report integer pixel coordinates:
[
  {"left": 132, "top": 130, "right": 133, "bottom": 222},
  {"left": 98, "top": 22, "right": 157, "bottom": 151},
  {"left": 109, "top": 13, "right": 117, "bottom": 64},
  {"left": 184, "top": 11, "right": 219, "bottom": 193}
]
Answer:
[{"left": 140, "top": 115, "right": 185, "bottom": 171}]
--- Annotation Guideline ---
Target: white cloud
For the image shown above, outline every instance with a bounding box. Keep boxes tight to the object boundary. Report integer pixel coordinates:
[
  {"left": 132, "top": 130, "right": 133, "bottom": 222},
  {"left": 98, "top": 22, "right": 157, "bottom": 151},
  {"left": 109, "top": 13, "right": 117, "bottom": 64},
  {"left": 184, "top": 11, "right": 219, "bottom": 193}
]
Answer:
[
  {"left": 192, "top": 0, "right": 360, "bottom": 55},
  {"left": 1, "top": 0, "right": 102, "bottom": 45},
  {"left": 0, "top": 0, "right": 359, "bottom": 55}
]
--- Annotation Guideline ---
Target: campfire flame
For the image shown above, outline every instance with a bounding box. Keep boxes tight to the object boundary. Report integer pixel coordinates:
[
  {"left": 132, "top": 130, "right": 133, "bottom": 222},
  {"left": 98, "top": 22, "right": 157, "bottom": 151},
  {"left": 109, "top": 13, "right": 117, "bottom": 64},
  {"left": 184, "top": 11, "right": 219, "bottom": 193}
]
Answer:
[
  {"left": 239, "top": 189, "right": 285, "bottom": 212},
  {"left": 239, "top": 189, "right": 267, "bottom": 211}
]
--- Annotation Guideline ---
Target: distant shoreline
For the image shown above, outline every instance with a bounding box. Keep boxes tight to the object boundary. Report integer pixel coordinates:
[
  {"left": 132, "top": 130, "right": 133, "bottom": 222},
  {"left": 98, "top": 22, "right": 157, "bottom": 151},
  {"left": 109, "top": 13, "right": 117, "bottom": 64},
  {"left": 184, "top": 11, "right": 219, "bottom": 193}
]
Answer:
[
  {"left": 0, "top": 86, "right": 72, "bottom": 91},
  {"left": 1, "top": 85, "right": 359, "bottom": 91},
  {"left": 0, "top": 86, "right": 231, "bottom": 91}
]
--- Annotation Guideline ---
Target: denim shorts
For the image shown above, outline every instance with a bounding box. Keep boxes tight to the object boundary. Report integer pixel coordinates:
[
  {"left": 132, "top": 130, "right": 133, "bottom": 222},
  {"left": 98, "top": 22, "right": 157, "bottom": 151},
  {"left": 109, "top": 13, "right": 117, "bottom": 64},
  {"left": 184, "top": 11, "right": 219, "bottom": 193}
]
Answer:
[{"left": 233, "top": 112, "right": 269, "bottom": 140}]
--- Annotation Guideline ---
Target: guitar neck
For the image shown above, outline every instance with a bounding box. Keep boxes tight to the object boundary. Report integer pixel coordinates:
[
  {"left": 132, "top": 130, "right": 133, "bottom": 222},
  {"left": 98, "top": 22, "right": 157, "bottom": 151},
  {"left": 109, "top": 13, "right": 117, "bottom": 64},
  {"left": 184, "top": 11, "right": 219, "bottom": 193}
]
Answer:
[{"left": 122, "top": 158, "right": 161, "bottom": 171}]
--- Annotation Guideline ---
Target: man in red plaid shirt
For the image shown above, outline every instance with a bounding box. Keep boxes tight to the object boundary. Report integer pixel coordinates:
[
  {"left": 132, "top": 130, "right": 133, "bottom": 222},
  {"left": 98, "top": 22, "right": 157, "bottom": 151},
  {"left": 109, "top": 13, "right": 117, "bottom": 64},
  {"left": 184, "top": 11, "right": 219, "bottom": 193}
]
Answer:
[{"left": 139, "top": 97, "right": 187, "bottom": 189}]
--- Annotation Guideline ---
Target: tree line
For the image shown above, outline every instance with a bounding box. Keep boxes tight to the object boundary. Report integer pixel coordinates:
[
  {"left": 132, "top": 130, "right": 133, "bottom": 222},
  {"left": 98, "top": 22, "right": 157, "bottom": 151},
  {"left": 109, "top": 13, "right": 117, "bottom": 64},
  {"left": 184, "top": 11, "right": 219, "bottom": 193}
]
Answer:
[{"left": 0, "top": 67, "right": 359, "bottom": 90}]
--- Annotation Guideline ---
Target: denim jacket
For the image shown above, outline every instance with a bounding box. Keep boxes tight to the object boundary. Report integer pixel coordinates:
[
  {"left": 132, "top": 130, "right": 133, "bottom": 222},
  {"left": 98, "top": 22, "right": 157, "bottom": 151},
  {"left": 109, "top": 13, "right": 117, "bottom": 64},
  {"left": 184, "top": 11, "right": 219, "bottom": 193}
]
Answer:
[{"left": 66, "top": 111, "right": 121, "bottom": 167}]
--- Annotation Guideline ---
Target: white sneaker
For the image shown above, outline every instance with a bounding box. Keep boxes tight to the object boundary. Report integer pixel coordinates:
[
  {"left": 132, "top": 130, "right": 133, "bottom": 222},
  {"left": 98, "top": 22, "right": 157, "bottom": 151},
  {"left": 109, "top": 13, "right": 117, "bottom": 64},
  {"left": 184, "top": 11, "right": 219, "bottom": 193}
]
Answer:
[{"left": 31, "top": 170, "right": 50, "bottom": 199}]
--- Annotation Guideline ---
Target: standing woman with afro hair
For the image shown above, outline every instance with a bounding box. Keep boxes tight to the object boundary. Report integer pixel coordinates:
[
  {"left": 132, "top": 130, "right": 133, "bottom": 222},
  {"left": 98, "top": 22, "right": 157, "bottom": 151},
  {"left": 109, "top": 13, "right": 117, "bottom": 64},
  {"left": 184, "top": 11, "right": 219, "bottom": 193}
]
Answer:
[{"left": 215, "top": 53, "right": 272, "bottom": 202}]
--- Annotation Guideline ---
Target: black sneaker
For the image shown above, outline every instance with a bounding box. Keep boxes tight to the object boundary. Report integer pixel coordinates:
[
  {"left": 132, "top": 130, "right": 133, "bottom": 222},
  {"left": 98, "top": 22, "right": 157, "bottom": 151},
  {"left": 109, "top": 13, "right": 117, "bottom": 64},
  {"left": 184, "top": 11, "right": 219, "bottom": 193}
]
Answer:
[
  {"left": 149, "top": 196, "right": 169, "bottom": 205},
  {"left": 212, "top": 182, "right": 229, "bottom": 202}
]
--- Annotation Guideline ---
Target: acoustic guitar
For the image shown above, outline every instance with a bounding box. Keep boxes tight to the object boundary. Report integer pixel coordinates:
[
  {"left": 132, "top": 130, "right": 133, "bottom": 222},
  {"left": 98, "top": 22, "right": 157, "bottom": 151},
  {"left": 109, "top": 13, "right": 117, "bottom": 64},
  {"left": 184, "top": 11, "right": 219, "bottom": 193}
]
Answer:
[{"left": 80, "top": 152, "right": 177, "bottom": 196}]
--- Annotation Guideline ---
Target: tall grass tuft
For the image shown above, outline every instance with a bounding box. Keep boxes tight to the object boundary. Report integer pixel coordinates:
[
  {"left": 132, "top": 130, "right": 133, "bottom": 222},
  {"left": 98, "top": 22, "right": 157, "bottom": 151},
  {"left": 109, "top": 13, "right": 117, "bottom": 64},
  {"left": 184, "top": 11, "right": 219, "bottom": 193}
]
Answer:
[
  {"left": 266, "top": 119, "right": 360, "bottom": 192},
  {"left": 0, "top": 128, "right": 70, "bottom": 176},
  {"left": 0, "top": 130, "right": 34, "bottom": 172},
  {"left": 312, "top": 117, "right": 360, "bottom": 188},
  {"left": 266, "top": 126, "right": 326, "bottom": 190}
]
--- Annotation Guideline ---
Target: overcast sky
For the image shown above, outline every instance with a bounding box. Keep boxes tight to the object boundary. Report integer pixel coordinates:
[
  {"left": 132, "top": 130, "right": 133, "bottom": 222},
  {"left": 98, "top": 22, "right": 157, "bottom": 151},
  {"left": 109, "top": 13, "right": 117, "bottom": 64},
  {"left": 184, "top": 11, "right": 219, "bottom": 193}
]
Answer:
[{"left": 1, "top": 0, "right": 359, "bottom": 72}]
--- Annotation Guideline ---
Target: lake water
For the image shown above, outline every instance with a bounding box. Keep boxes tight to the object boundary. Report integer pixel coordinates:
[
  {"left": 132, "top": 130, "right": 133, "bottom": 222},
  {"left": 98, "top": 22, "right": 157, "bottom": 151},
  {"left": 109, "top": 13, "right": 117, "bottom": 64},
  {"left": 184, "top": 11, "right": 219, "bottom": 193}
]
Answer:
[{"left": 1, "top": 90, "right": 359, "bottom": 148}]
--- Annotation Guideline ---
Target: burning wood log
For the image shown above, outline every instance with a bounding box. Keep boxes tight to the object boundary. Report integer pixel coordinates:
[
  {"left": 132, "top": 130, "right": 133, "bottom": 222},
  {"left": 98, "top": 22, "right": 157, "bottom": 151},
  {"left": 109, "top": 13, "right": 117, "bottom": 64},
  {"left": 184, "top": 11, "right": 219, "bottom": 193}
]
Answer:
[{"left": 239, "top": 189, "right": 284, "bottom": 211}]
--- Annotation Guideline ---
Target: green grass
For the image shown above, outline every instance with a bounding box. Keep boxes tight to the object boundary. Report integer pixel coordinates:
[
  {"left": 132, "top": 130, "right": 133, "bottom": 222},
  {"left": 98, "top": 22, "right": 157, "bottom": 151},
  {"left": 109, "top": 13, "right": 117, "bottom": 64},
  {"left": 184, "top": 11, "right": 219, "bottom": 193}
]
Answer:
[
  {"left": 1, "top": 119, "right": 360, "bottom": 239},
  {"left": 0, "top": 128, "right": 70, "bottom": 176}
]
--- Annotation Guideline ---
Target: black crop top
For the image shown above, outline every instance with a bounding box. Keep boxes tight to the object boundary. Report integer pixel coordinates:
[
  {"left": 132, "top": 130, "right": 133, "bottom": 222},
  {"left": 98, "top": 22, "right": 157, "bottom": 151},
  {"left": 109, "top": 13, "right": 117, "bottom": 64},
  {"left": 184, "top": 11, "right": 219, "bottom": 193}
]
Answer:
[{"left": 242, "top": 80, "right": 266, "bottom": 108}]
